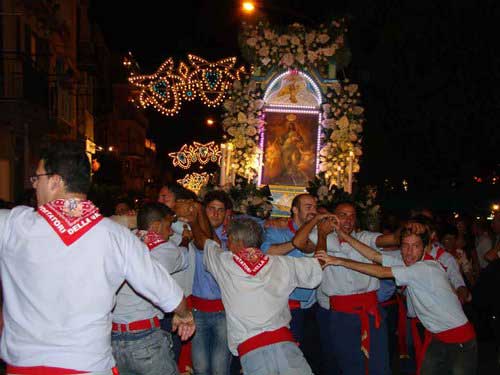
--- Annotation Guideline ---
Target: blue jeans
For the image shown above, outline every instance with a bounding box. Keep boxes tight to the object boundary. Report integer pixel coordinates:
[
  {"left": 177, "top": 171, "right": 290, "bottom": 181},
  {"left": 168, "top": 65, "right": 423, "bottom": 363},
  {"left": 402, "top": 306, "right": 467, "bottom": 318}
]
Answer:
[
  {"left": 240, "top": 342, "right": 314, "bottom": 375},
  {"left": 192, "top": 310, "right": 231, "bottom": 375},
  {"left": 421, "top": 338, "right": 477, "bottom": 375},
  {"left": 111, "top": 328, "right": 178, "bottom": 375},
  {"left": 317, "top": 306, "right": 391, "bottom": 375}
]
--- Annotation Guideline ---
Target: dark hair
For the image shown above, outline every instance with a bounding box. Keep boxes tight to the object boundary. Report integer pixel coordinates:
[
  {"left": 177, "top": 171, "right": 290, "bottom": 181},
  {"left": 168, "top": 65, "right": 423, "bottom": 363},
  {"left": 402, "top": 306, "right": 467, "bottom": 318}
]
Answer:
[
  {"left": 331, "top": 198, "right": 356, "bottom": 212},
  {"left": 137, "top": 202, "right": 175, "bottom": 230},
  {"left": 40, "top": 141, "right": 91, "bottom": 194},
  {"left": 440, "top": 224, "right": 458, "bottom": 239},
  {"left": 162, "top": 183, "right": 198, "bottom": 201},
  {"left": 400, "top": 227, "right": 431, "bottom": 248},
  {"left": 409, "top": 214, "right": 438, "bottom": 235},
  {"left": 290, "top": 193, "right": 312, "bottom": 215},
  {"left": 203, "top": 190, "right": 233, "bottom": 210}
]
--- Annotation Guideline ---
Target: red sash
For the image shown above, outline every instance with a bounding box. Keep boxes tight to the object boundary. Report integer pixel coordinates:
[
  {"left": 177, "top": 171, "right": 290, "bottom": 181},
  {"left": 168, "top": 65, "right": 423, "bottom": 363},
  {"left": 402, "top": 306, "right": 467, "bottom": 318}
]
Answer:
[
  {"left": 413, "top": 320, "right": 475, "bottom": 374},
  {"left": 135, "top": 230, "right": 166, "bottom": 250},
  {"left": 330, "top": 291, "right": 380, "bottom": 375},
  {"left": 6, "top": 367, "right": 119, "bottom": 375},
  {"left": 233, "top": 247, "right": 269, "bottom": 276},
  {"left": 287, "top": 218, "right": 297, "bottom": 234},
  {"left": 37, "top": 199, "right": 103, "bottom": 246},
  {"left": 380, "top": 293, "right": 409, "bottom": 359},
  {"left": 237, "top": 327, "right": 295, "bottom": 357}
]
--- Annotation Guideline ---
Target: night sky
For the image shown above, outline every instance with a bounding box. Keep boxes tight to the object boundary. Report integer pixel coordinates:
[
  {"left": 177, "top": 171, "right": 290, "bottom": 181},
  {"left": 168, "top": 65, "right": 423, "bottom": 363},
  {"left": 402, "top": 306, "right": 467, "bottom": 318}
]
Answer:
[{"left": 89, "top": 0, "right": 499, "bottom": 213}]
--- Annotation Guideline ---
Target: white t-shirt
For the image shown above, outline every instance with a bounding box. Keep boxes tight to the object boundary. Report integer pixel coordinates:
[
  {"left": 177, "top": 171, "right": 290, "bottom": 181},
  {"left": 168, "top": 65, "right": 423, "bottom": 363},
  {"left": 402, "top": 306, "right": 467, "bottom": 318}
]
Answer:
[
  {"left": 203, "top": 239, "right": 322, "bottom": 355},
  {"left": 309, "top": 229, "right": 381, "bottom": 308},
  {"left": 0, "top": 206, "right": 184, "bottom": 371},
  {"left": 383, "top": 255, "right": 468, "bottom": 333},
  {"left": 113, "top": 239, "right": 188, "bottom": 324}
]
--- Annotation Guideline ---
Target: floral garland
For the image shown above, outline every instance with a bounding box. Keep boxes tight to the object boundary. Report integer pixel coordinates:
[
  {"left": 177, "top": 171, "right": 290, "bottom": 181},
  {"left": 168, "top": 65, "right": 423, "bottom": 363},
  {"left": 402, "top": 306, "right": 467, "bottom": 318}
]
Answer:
[
  {"left": 221, "top": 79, "right": 265, "bottom": 179},
  {"left": 319, "top": 80, "right": 364, "bottom": 188},
  {"left": 240, "top": 19, "right": 348, "bottom": 70}
]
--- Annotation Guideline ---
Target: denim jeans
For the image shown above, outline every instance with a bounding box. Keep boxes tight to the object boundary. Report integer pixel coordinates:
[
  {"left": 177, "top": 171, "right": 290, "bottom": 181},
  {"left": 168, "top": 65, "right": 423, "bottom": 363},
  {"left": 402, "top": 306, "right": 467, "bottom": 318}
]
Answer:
[
  {"left": 111, "top": 327, "right": 178, "bottom": 375},
  {"left": 420, "top": 338, "right": 477, "bottom": 375},
  {"left": 191, "top": 310, "right": 231, "bottom": 375},
  {"left": 240, "top": 342, "right": 314, "bottom": 375}
]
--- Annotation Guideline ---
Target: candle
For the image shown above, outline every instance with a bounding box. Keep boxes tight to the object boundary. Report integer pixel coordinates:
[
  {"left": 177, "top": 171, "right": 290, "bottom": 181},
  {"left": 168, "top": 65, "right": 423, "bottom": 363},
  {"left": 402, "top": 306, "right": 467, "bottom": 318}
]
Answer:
[{"left": 347, "top": 151, "right": 354, "bottom": 194}]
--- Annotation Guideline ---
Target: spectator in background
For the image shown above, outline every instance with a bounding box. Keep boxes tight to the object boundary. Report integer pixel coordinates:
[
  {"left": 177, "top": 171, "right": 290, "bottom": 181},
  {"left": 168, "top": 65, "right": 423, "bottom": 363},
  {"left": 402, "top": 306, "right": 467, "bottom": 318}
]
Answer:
[{"left": 472, "top": 219, "right": 493, "bottom": 270}]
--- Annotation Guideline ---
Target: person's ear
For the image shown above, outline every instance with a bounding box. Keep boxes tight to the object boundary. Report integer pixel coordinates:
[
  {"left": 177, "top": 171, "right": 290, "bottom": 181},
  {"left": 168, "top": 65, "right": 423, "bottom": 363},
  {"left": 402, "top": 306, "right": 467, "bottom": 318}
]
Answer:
[{"left": 49, "top": 175, "right": 62, "bottom": 192}]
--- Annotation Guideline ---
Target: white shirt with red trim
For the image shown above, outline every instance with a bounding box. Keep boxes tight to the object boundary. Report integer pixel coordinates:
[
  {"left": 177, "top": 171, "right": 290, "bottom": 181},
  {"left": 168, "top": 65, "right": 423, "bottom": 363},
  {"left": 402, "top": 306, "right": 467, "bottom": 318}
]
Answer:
[
  {"left": 390, "top": 259, "right": 469, "bottom": 333},
  {"left": 112, "top": 237, "right": 189, "bottom": 324},
  {"left": 202, "top": 239, "right": 322, "bottom": 355},
  {"left": 308, "top": 229, "right": 381, "bottom": 308},
  {"left": 429, "top": 244, "right": 466, "bottom": 289},
  {"left": 0, "top": 205, "right": 184, "bottom": 371}
]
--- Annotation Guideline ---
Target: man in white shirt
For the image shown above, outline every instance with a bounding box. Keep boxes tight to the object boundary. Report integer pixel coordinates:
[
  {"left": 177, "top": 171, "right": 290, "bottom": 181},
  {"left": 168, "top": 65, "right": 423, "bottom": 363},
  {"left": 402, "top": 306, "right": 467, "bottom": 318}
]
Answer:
[
  {"left": 112, "top": 202, "right": 190, "bottom": 375},
  {"left": 317, "top": 224, "right": 477, "bottom": 375},
  {"left": 0, "top": 142, "right": 195, "bottom": 375},
  {"left": 178, "top": 200, "right": 323, "bottom": 375}
]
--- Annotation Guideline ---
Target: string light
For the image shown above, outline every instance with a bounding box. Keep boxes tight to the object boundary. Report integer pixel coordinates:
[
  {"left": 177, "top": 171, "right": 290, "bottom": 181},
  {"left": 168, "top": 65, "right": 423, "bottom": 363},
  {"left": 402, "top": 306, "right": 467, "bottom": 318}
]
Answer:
[
  {"left": 177, "top": 172, "right": 210, "bottom": 194},
  {"left": 168, "top": 141, "right": 222, "bottom": 169},
  {"left": 128, "top": 54, "right": 245, "bottom": 116}
]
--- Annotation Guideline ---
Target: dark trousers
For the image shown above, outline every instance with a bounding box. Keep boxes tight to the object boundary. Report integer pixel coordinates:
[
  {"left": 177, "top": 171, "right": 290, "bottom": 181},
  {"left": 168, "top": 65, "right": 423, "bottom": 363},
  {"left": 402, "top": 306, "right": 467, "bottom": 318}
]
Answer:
[
  {"left": 420, "top": 338, "right": 477, "bottom": 375},
  {"left": 161, "top": 313, "right": 182, "bottom": 362},
  {"left": 317, "top": 305, "right": 391, "bottom": 375}
]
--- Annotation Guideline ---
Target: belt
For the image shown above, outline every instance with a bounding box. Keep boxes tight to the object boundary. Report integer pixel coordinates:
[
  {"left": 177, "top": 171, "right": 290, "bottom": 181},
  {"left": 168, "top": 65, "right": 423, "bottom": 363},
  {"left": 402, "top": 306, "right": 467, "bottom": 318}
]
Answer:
[
  {"left": 330, "top": 291, "right": 380, "bottom": 375},
  {"left": 237, "top": 327, "right": 295, "bottom": 357},
  {"left": 191, "top": 296, "right": 224, "bottom": 312},
  {"left": 288, "top": 299, "right": 301, "bottom": 310},
  {"left": 6, "top": 366, "right": 120, "bottom": 374},
  {"left": 112, "top": 316, "right": 160, "bottom": 332}
]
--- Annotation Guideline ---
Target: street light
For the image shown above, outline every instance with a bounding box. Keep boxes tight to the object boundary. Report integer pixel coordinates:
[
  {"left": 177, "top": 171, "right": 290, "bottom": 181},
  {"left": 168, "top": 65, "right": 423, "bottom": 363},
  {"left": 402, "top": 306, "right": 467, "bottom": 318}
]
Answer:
[
  {"left": 206, "top": 118, "right": 215, "bottom": 126},
  {"left": 242, "top": 1, "right": 256, "bottom": 13}
]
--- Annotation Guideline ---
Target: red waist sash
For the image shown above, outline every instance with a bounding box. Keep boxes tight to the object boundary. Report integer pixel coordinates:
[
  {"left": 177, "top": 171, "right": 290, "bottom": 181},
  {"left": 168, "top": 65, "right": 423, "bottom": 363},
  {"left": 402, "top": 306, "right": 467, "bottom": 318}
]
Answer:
[
  {"left": 330, "top": 291, "right": 381, "bottom": 375},
  {"left": 237, "top": 327, "right": 295, "bottom": 357},
  {"left": 6, "top": 366, "right": 119, "bottom": 374},
  {"left": 413, "top": 319, "right": 476, "bottom": 375},
  {"left": 191, "top": 296, "right": 224, "bottom": 312},
  {"left": 288, "top": 299, "right": 301, "bottom": 310},
  {"left": 380, "top": 293, "right": 409, "bottom": 358}
]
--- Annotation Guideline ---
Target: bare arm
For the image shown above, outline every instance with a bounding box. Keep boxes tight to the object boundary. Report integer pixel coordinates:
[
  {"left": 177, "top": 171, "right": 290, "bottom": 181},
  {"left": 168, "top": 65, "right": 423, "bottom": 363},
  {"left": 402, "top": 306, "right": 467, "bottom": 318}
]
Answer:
[
  {"left": 484, "top": 242, "right": 500, "bottom": 262},
  {"left": 337, "top": 228, "right": 383, "bottom": 264},
  {"left": 175, "top": 200, "right": 214, "bottom": 250},
  {"left": 375, "top": 222, "right": 426, "bottom": 248},
  {"left": 267, "top": 242, "right": 296, "bottom": 256},
  {"left": 316, "top": 252, "right": 393, "bottom": 279},
  {"left": 292, "top": 214, "right": 331, "bottom": 252}
]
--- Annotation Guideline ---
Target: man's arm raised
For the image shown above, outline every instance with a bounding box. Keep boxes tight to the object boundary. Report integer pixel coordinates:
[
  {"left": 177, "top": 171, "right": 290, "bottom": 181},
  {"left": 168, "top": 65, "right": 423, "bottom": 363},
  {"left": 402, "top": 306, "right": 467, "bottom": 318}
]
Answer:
[
  {"left": 292, "top": 214, "right": 331, "bottom": 253},
  {"left": 316, "top": 251, "right": 393, "bottom": 279}
]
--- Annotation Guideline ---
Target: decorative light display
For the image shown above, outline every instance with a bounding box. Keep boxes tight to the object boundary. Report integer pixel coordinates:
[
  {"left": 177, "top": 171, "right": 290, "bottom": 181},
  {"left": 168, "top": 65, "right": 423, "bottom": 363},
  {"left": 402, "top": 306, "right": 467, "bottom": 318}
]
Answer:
[
  {"left": 168, "top": 141, "right": 222, "bottom": 170},
  {"left": 128, "top": 54, "right": 245, "bottom": 116},
  {"left": 177, "top": 172, "right": 211, "bottom": 194}
]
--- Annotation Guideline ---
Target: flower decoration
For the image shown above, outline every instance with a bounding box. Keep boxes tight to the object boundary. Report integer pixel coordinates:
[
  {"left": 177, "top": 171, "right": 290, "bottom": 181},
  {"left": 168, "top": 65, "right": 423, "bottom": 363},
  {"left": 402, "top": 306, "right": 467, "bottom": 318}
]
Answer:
[
  {"left": 355, "top": 185, "right": 381, "bottom": 231},
  {"left": 240, "top": 19, "right": 348, "bottom": 71},
  {"left": 306, "top": 172, "right": 352, "bottom": 212},
  {"left": 319, "top": 80, "right": 365, "bottom": 188},
  {"left": 221, "top": 78, "right": 265, "bottom": 180},
  {"left": 201, "top": 177, "right": 273, "bottom": 219}
]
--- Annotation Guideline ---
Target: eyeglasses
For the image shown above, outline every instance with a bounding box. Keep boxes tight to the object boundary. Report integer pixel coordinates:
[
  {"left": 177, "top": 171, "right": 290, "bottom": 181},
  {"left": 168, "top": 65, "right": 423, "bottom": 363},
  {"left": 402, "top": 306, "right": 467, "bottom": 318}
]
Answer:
[{"left": 30, "top": 173, "right": 53, "bottom": 184}]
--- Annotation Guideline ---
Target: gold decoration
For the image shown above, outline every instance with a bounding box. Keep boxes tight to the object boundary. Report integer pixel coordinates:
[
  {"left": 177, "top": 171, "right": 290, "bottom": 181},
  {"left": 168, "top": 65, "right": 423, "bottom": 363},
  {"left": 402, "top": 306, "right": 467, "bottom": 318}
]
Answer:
[
  {"left": 128, "top": 54, "right": 245, "bottom": 116},
  {"left": 168, "top": 141, "right": 222, "bottom": 170},
  {"left": 177, "top": 172, "right": 210, "bottom": 194}
]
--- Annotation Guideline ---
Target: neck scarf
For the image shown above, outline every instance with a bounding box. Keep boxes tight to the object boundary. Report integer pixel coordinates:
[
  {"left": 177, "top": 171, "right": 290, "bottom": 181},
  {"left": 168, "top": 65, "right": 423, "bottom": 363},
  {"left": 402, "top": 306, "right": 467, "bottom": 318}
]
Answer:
[
  {"left": 233, "top": 247, "right": 269, "bottom": 276},
  {"left": 37, "top": 198, "right": 103, "bottom": 246},
  {"left": 135, "top": 230, "right": 166, "bottom": 250}
]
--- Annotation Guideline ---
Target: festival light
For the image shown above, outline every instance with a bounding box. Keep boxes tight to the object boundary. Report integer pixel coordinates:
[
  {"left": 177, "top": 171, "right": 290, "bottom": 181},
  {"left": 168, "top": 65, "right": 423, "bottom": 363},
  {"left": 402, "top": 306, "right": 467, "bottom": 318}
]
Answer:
[
  {"left": 206, "top": 118, "right": 215, "bottom": 126},
  {"left": 128, "top": 54, "right": 245, "bottom": 116},
  {"left": 177, "top": 172, "right": 211, "bottom": 194},
  {"left": 242, "top": 1, "right": 256, "bottom": 13},
  {"left": 168, "top": 141, "right": 222, "bottom": 170}
]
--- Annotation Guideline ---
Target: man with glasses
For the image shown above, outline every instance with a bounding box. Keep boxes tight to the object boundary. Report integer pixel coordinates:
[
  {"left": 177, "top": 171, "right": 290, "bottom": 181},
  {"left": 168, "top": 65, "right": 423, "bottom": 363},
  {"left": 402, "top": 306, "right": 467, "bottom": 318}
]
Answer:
[{"left": 0, "top": 141, "right": 195, "bottom": 374}]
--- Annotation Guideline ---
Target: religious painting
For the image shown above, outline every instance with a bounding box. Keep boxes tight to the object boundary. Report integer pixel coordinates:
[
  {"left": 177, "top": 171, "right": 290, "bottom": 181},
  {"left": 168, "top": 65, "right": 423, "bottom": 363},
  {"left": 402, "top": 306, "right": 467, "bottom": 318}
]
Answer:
[
  {"left": 261, "top": 112, "right": 319, "bottom": 186},
  {"left": 265, "top": 72, "right": 318, "bottom": 107}
]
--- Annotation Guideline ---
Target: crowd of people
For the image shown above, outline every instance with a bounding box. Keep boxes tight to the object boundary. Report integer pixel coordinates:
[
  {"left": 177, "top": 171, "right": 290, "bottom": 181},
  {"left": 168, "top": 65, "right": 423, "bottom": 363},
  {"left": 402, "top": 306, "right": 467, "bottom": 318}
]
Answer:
[{"left": 0, "top": 141, "right": 499, "bottom": 375}]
